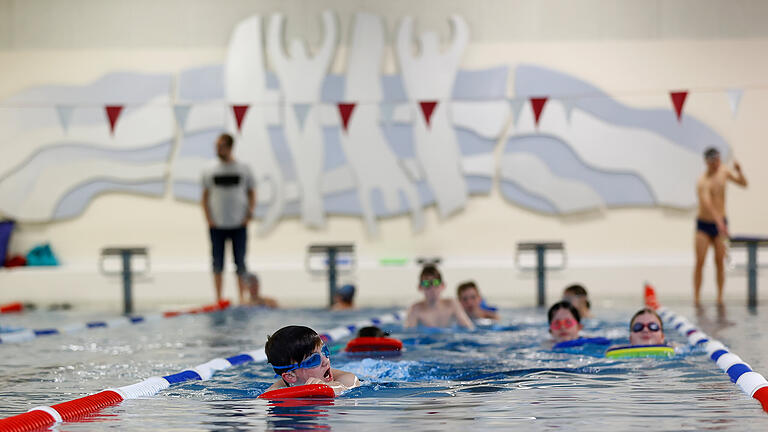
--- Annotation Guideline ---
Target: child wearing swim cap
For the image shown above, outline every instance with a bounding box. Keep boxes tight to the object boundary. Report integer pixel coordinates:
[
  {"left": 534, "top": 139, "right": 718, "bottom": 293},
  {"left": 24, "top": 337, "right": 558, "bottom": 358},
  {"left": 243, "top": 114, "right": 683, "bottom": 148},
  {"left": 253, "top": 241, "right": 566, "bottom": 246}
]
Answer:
[
  {"left": 628, "top": 308, "right": 665, "bottom": 346},
  {"left": 264, "top": 325, "right": 360, "bottom": 395},
  {"left": 548, "top": 301, "right": 583, "bottom": 343}
]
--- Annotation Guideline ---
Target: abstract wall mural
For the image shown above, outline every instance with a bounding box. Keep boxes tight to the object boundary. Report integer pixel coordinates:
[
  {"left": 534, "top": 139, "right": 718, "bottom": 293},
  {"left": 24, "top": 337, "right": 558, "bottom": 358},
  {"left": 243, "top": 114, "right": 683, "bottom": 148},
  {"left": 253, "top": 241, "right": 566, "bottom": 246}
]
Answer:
[{"left": 0, "top": 11, "right": 730, "bottom": 234}]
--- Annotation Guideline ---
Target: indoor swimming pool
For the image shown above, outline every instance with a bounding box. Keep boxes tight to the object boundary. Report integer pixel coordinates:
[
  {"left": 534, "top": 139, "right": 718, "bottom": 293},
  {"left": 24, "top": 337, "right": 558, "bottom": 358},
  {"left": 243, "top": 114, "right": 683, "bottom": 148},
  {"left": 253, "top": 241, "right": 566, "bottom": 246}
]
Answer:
[{"left": 0, "top": 303, "right": 766, "bottom": 431}]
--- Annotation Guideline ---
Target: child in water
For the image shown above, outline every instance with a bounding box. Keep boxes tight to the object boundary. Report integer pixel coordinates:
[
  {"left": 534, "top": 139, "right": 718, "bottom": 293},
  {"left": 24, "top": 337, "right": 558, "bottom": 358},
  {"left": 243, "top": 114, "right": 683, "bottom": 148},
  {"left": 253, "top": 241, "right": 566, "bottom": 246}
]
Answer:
[
  {"left": 404, "top": 265, "right": 474, "bottom": 330},
  {"left": 264, "top": 325, "right": 360, "bottom": 396},
  {"left": 548, "top": 301, "right": 583, "bottom": 343},
  {"left": 628, "top": 308, "right": 666, "bottom": 346}
]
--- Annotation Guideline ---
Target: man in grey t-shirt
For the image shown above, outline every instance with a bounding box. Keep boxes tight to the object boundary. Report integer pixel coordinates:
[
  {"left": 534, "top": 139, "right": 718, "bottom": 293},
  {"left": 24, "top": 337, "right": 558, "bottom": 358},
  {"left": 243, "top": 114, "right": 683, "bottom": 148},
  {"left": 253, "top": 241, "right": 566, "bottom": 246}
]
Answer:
[{"left": 202, "top": 133, "right": 256, "bottom": 303}]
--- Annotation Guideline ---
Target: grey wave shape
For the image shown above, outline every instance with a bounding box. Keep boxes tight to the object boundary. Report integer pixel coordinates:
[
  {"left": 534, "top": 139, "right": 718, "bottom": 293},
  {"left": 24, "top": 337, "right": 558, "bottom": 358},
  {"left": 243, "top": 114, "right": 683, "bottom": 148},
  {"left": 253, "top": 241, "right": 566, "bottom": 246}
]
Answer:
[
  {"left": 499, "top": 179, "right": 559, "bottom": 215},
  {"left": 3, "top": 72, "right": 172, "bottom": 106},
  {"left": 503, "top": 134, "right": 657, "bottom": 207},
  {"left": 0, "top": 141, "right": 173, "bottom": 182},
  {"left": 176, "top": 65, "right": 508, "bottom": 103},
  {"left": 514, "top": 64, "right": 729, "bottom": 157},
  {"left": 53, "top": 179, "right": 165, "bottom": 220}
]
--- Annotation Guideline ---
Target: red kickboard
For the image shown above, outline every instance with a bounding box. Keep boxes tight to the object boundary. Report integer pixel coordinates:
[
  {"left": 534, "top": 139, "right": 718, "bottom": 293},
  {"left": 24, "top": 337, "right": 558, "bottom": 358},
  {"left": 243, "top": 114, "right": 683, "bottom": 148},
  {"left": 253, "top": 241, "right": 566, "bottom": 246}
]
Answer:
[
  {"left": 258, "top": 384, "right": 335, "bottom": 399},
  {"left": 344, "top": 336, "right": 403, "bottom": 353}
]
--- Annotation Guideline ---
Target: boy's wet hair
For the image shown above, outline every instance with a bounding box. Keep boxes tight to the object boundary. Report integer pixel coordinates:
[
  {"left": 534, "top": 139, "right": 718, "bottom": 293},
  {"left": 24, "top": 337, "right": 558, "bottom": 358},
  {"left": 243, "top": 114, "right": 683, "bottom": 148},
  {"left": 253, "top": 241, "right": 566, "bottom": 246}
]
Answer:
[
  {"left": 547, "top": 300, "right": 581, "bottom": 324},
  {"left": 563, "top": 283, "right": 591, "bottom": 309},
  {"left": 703, "top": 147, "right": 720, "bottom": 160},
  {"left": 419, "top": 264, "right": 442, "bottom": 282},
  {"left": 356, "top": 326, "right": 388, "bottom": 337},
  {"left": 218, "top": 133, "right": 234, "bottom": 148},
  {"left": 629, "top": 308, "right": 664, "bottom": 332},
  {"left": 457, "top": 280, "right": 478, "bottom": 296},
  {"left": 265, "top": 325, "right": 322, "bottom": 374}
]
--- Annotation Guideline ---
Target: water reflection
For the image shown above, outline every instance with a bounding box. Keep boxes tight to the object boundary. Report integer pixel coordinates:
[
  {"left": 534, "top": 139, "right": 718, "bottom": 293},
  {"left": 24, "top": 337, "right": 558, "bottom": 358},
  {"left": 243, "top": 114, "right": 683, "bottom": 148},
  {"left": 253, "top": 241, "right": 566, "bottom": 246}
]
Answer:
[
  {"left": 694, "top": 304, "right": 734, "bottom": 337},
  {"left": 265, "top": 399, "right": 334, "bottom": 431}
]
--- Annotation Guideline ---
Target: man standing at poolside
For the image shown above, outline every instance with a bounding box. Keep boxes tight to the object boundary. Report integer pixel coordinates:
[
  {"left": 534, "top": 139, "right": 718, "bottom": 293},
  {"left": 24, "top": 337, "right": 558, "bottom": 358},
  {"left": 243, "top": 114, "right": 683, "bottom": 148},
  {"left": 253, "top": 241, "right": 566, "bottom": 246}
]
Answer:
[
  {"left": 202, "top": 133, "right": 256, "bottom": 304},
  {"left": 693, "top": 147, "right": 747, "bottom": 306}
]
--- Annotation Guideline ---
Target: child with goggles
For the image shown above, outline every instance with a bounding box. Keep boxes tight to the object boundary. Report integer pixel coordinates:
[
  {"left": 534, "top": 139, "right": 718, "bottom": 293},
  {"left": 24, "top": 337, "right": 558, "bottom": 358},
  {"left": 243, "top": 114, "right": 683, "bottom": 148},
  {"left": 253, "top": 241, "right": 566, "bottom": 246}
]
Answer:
[
  {"left": 547, "top": 301, "right": 583, "bottom": 343},
  {"left": 404, "top": 264, "right": 474, "bottom": 330},
  {"left": 264, "top": 325, "right": 360, "bottom": 395},
  {"left": 628, "top": 308, "right": 666, "bottom": 346}
]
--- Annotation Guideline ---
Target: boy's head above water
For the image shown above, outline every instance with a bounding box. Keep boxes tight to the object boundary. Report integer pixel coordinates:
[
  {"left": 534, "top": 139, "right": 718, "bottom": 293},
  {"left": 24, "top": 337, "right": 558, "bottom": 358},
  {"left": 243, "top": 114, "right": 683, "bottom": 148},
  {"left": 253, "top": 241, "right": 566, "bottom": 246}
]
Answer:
[
  {"left": 547, "top": 301, "right": 583, "bottom": 343},
  {"left": 418, "top": 264, "right": 444, "bottom": 303},
  {"left": 629, "top": 308, "right": 665, "bottom": 346},
  {"left": 265, "top": 325, "right": 333, "bottom": 386}
]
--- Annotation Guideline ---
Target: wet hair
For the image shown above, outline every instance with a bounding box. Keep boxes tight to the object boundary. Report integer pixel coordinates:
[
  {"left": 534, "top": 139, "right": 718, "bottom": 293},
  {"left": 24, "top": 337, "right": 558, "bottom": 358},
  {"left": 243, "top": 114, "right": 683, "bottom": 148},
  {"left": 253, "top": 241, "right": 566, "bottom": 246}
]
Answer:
[
  {"left": 265, "top": 325, "right": 322, "bottom": 374},
  {"left": 563, "top": 284, "right": 591, "bottom": 310},
  {"left": 457, "top": 281, "right": 478, "bottom": 297},
  {"left": 547, "top": 301, "right": 581, "bottom": 324},
  {"left": 218, "top": 133, "right": 234, "bottom": 148},
  {"left": 703, "top": 147, "right": 719, "bottom": 160},
  {"left": 245, "top": 272, "right": 259, "bottom": 284},
  {"left": 356, "top": 326, "right": 388, "bottom": 337},
  {"left": 629, "top": 308, "right": 664, "bottom": 332},
  {"left": 419, "top": 264, "right": 442, "bottom": 283}
]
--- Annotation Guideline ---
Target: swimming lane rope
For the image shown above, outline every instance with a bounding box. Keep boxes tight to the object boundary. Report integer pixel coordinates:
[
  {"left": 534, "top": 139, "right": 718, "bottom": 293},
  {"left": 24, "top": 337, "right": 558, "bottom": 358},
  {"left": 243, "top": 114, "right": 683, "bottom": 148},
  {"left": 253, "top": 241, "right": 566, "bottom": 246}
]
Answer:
[
  {"left": 0, "top": 309, "right": 406, "bottom": 432},
  {"left": 645, "top": 284, "right": 768, "bottom": 413}
]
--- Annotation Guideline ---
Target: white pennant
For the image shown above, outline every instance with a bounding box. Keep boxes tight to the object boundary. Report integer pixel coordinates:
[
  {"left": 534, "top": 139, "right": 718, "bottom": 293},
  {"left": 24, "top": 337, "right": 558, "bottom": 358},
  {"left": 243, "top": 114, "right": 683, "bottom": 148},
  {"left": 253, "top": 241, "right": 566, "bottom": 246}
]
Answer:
[
  {"left": 560, "top": 98, "right": 576, "bottom": 125},
  {"left": 727, "top": 89, "right": 743, "bottom": 117},
  {"left": 509, "top": 99, "right": 525, "bottom": 127},
  {"left": 173, "top": 105, "right": 192, "bottom": 131},
  {"left": 55, "top": 105, "right": 75, "bottom": 133}
]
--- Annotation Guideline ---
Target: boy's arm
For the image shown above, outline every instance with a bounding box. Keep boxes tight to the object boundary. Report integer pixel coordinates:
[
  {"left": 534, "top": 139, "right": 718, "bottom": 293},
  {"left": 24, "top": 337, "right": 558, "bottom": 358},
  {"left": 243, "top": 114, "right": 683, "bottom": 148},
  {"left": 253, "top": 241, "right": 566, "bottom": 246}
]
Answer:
[
  {"left": 306, "top": 370, "right": 360, "bottom": 396},
  {"left": 727, "top": 161, "right": 748, "bottom": 187},
  {"left": 404, "top": 304, "right": 418, "bottom": 328},
  {"left": 264, "top": 378, "right": 287, "bottom": 392},
  {"left": 452, "top": 299, "right": 475, "bottom": 330}
]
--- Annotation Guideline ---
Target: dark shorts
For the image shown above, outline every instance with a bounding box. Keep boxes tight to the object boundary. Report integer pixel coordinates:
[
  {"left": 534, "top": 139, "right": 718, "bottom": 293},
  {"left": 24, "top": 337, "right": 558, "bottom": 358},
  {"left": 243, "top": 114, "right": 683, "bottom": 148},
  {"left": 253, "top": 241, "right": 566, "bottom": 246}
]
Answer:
[
  {"left": 696, "top": 218, "right": 727, "bottom": 240},
  {"left": 209, "top": 226, "right": 247, "bottom": 275}
]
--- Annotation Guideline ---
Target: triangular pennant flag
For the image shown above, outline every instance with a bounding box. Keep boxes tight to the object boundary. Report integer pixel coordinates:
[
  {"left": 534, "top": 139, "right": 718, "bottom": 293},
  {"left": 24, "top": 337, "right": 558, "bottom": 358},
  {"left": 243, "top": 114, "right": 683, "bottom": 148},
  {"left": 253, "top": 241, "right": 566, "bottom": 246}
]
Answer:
[
  {"left": 509, "top": 98, "right": 525, "bottom": 126},
  {"left": 173, "top": 105, "right": 191, "bottom": 131},
  {"left": 292, "top": 104, "right": 311, "bottom": 131},
  {"left": 55, "top": 105, "right": 74, "bottom": 133},
  {"left": 560, "top": 98, "right": 576, "bottom": 125},
  {"left": 669, "top": 91, "right": 688, "bottom": 122},
  {"left": 419, "top": 101, "right": 438, "bottom": 127},
  {"left": 530, "top": 97, "right": 548, "bottom": 127},
  {"left": 105, "top": 105, "right": 124, "bottom": 136},
  {"left": 727, "top": 89, "right": 743, "bottom": 117},
  {"left": 380, "top": 103, "right": 396, "bottom": 124},
  {"left": 337, "top": 103, "right": 356, "bottom": 133},
  {"left": 231, "top": 105, "right": 250, "bottom": 133}
]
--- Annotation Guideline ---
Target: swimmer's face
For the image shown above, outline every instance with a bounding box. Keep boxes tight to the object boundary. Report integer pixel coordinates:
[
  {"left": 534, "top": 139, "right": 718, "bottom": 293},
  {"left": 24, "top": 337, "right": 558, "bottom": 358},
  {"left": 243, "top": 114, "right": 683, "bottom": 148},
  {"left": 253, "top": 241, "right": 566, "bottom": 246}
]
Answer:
[
  {"left": 629, "top": 312, "right": 664, "bottom": 346},
  {"left": 705, "top": 154, "right": 720, "bottom": 171},
  {"left": 285, "top": 344, "right": 333, "bottom": 386},
  {"left": 459, "top": 287, "right": 481, "bottom": 312},
  {"left": 419, "top": 277, "right": 444, "bottom": 302},
  {"left": 549, "top": 308, "right": 582, "bottom": 343}
]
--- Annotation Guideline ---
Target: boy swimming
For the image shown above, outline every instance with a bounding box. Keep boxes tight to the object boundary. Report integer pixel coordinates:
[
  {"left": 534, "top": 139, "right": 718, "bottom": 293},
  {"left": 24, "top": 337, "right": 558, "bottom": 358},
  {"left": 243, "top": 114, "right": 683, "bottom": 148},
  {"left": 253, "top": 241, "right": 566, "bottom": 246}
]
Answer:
[
  {"left": 404, "top": 265, "right": 474, "bottom": 330},
  {"left": 457, "top": 281, "right": 499, "bottom": 321},
  {"left": 264, "top": 325, "right": 360, "bottom": 395},
  {"left": 548, "top": 301, "right": 583, "bottom": 343}
]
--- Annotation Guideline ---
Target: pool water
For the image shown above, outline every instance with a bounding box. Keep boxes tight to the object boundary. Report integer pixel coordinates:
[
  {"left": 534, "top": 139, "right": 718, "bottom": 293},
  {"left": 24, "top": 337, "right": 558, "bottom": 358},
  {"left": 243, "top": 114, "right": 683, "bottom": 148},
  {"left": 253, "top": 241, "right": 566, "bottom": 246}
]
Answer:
[{"left": 1, "top": 304, "right": 767, "bottom": 431}]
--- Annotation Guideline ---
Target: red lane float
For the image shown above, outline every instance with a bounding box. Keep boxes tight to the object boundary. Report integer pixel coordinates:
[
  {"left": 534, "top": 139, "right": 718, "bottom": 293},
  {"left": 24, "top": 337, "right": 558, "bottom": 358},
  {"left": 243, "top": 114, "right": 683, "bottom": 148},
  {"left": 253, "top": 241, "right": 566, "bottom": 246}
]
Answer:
[
  {"left": 258, "top": 384, "right": 335, "bottom": 399},
  {"left": 0, "top": 391, "right": 124, "bottom": 432},
  {"left": 0, "top": 302, "right": 23, "bottom": 314},
  {"left": 344, "top": 337, "right": 403, "bottom": 353},
  {"left": 755, "top": 386, "right": 768, "bottom": 413},
  {"left": 163, "top": 299, "right": 230, "bottom": 318}
]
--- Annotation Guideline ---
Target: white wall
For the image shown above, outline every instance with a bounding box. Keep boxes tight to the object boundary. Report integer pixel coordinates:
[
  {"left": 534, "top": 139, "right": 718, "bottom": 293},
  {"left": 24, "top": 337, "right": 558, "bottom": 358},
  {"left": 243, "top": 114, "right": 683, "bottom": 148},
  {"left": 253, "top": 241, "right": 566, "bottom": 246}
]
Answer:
[{"left": 1, "top": 0, "right": 767, "bottom": 308}]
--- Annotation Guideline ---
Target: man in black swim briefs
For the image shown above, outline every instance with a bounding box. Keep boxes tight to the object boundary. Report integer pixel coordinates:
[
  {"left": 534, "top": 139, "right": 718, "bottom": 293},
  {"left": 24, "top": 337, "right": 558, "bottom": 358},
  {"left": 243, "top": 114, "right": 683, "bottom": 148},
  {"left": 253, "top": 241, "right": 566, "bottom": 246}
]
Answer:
[{"left": 693, "top": 148, "right": 747, "bottom": 306}]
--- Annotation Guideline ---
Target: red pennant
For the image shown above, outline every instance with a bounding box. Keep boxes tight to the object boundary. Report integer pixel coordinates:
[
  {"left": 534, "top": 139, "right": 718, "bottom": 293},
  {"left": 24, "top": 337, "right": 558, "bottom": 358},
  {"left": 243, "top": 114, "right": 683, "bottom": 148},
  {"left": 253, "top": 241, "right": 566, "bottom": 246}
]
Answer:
[
  {"left": 530, "top": 97, "right": 548, "bottom": 127},
  {"left": 670, "top": 91, "right": 687, "bottom": 122},
  {"left": 105, "top": 105, "right": 123, "bottom": 136},
  {"left": 232, "top": 105, "right": 250, "bottom": 132},
  {"left": 419, "top": 101, "right": 438, "bottom": 127},
  {"left": 337, "top": 103, "right": 356, "bottom": 133}
]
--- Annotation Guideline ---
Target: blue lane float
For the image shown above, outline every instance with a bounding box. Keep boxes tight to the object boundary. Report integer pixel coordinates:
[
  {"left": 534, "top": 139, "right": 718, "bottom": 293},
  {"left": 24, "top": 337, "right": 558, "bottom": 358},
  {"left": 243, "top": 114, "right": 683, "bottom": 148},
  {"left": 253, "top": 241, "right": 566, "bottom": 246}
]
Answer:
[
  {"left": 0, "top": 300, "right": 230, "bottom": 344},
  {"left": 646, "top": 285, "right": 768, "bottom": 413}
]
